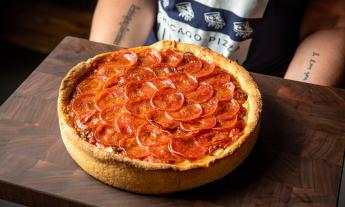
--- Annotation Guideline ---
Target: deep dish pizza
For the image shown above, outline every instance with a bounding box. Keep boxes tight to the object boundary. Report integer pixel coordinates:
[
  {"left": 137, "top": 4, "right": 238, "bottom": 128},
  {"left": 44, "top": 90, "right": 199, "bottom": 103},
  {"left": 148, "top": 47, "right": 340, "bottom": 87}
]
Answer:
[{"left": 58, "top": 40, "right": 262, "bottom": 194}]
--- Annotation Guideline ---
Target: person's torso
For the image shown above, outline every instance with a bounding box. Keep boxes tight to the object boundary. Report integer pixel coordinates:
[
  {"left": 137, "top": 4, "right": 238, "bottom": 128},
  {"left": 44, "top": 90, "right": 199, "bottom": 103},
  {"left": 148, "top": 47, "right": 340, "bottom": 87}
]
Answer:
[{"left": 146, "top": 0, "right": 307, "bottom": 76}]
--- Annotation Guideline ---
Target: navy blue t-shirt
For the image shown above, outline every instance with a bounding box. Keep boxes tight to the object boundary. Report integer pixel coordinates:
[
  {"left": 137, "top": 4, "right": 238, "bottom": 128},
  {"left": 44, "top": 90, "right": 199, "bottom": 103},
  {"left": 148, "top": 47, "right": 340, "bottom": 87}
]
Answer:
[{"left": 146, "top": 0, "right": 307, "bottom": 76}]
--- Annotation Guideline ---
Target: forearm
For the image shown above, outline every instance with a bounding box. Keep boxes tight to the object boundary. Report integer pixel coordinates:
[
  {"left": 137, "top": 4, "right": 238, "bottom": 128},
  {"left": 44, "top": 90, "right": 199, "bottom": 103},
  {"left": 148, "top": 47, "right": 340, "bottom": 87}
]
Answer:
[
  {"left": 284, "top": 29, "right": 345, "bottom": 86},
  {"left": 90, "top": 0, "right": 156, "bottom": 47}
]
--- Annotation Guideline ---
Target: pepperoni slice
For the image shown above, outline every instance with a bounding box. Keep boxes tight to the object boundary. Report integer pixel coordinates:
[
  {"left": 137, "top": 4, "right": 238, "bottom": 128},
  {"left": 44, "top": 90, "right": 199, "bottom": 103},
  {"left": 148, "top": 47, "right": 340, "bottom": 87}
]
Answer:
[
  {"left": 126, "top": 66, "right": 157, "bottom": 81},
  {"left": 237, "top": 107, "right": 247, "bottom": 119},
  {"left": 196, "top": 131, "right": 235, "bottom": 152},
  {"left": 178, "top": 60, "right": 202, "bottom": 75},
  {"left": 177, "top": 53, "right": 202, "bottom": 72},
  {"left": 96, "top": 62, "right": 127, "bottom": 80},
  {"left": 196, "top": 131, "right": 229, "bottom": 147},
  {"left": 95, "top": 87, "right": 126, "bottom": 110},
  {"left": 169, "top": 138, "right": 207, "bottom": 160},
  {"left": 115, "top": 112, "right": 145, "bottom": 137},
  {"left": 179, "top": 58, "right": 215, "bottom": 78},
  {"left": 161, "top": 49, "right": 183, "bottom": 67},
  {"left": 125, "top": 80, "right": 157, "bottom": 99},
  {"left": 153, "top": 64, "right": 178, "bottom": 78},
  {"left": 146, "top": 78, "right": 175, "bottom": 90},
  {"left": 137, "top": 48, "right": 162, "bottom": 67},
  {"left": 95, "top": 124, "right": 122, "bottom": 147},
  {"left": 180, "top": 116, "right": 217, "bottom": 131},
  {"left": 214, "top": 116, "right": 238, "bottom": 130},
  {"left": 77, "top": 77, "right": 104, "bottom": 94},
  {"left": 103, "top": 75, "right": 126, "bottom": 89},
  {"left": 205, "top": 71, "right": 232, "bottom": 85},
  {"left": 105, "top": 50, "right": 138, "bottom": 67},
  {"left": 75, "top": 110, "right": 100, "bottom": 130},
  {"left": 151, "top": 88, "right": 184, "bottom": 112},
  {"left": 99, "top": 105, "right": 122, "bottom": 124},
  {"left": 186, "top": 82, "right": 214, "bottom": 103},
  {"left": 103, "top": 75, "right": 119, "bottom": 89},
  {"left": 216, "top": 99, "right": 240, "bottom": 120},
  {"left": 168, "top": 73, "right": 198, "bottom": 93},
  {"left": 190, "top": 61, "right": 216, "bottom": 78},
  {"left": 210, "top": 80, "right": 235, "bottom": 102},
  {"left": 136, "top": 122, "right": 172, "bottom": 147},
  {"left": 125, "top": 98, "right": 153, "bottom": 118},
  {"left": 149, "top": 145, "right": 181, "bottom": 163},
  {"left": 72, "top": 93, "right": 96, "bottom": 115},
  {"left": 146, "top": 109, "right": 179, "bottom": 129},
  {"left": 171, "top": 126, "right": 199, "bottom": 139},
  {"left": 234, "top": 90, "right": 248, "bottom": 105},
  {"left": 177, "top": 61, "right": 195, "bottom": 73},
  {"left": 167, "top": 103, "right": 202, "bottom": 121},
  {"left": 119, "top": 137, "right": 150, "bottom": 159},
  {"left": 182, "top": 53, "right": 202, "bottom": 64},
  {"left": 201, "top": 97, "right": 219, "bottom": 117}
]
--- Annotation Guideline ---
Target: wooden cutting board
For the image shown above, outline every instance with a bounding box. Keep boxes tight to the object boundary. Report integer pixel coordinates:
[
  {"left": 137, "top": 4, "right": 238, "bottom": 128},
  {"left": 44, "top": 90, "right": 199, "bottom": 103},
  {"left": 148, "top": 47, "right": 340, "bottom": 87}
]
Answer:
[{"left": 0, "top": 37, "right": 344, "bottom": 207}]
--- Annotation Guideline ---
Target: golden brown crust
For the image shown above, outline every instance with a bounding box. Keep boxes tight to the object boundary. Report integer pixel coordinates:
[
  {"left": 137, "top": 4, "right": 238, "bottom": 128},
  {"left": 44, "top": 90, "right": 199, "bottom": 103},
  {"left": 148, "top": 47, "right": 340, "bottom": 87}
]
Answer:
[{"left": 57, "top": 40, "right": 262, "bottom": 194}]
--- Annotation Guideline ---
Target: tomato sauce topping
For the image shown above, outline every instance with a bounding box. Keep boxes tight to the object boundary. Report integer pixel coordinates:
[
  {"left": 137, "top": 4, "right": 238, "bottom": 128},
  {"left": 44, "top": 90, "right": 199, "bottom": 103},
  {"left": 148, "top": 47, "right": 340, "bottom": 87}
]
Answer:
[{"left": 66, "top": 48, "right": 247, "bottom": 164}]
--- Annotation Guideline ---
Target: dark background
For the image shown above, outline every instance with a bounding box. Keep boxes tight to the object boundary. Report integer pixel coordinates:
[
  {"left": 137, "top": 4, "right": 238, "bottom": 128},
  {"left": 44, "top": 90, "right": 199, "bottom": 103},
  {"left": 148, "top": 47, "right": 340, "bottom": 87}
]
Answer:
[
  {"left": 0, "top": 0, "right": 97, "bottom": 105},
  {"left": 0, "top": 1, "right": 96, "bottom": 205}
]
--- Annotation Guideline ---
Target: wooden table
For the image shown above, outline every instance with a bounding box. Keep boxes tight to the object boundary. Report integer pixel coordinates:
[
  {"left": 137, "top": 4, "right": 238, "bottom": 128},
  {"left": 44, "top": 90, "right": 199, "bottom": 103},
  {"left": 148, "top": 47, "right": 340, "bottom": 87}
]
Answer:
[{"left": 0, "top": 37, "right": 344, "bottom": 207}]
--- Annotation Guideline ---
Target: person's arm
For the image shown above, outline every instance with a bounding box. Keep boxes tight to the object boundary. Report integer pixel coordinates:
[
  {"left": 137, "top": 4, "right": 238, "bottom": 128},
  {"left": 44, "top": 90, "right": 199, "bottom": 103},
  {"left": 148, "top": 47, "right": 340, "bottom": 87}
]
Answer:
[
  {"left": 284, "top": 0, "right": 345, "bottom": 86},
  {"left": 90, "top": 0, "right": 157, "bottom": 48}
]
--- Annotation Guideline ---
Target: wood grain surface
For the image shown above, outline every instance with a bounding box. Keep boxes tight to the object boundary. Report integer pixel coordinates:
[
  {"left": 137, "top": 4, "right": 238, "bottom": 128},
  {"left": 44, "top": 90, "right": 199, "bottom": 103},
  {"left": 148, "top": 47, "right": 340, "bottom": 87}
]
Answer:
[{"left": 0, "top": 37, "right": 344, "bottom": 207}]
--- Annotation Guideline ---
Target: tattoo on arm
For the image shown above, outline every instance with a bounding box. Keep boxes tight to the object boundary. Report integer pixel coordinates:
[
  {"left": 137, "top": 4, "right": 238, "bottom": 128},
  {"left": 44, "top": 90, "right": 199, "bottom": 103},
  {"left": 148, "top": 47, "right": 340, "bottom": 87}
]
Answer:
[
  {"left": 303, "top": 51, "right": 320, "bottom": 81},
  {"left": 113, "top": 4, "right": 140, "bottom": 45}
]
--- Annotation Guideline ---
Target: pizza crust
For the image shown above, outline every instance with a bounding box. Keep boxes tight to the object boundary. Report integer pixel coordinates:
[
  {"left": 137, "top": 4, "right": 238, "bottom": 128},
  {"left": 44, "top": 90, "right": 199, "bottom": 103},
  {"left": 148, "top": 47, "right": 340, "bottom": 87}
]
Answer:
[{"left": 57, "top": 40, "right": 262, "bottom": 194}]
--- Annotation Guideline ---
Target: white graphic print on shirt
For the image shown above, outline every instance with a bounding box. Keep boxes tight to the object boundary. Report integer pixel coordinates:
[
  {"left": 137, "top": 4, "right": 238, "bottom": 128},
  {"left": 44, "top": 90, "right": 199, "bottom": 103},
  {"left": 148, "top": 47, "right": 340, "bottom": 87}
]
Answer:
[
  {"left": 204, "top": 12, "right": 226, "bottom": 29},
  {"left": 233, "top": 22, "right": 253, "bottom": 38},
  {"left": 162, "top": 0, "right": 169, "bottom": 8},
  {"left": 176, "top": 2, "right": 195, "bottom": 21},
  {"left": 157, "top": 0, "right": 268, "bottom": 64}
]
